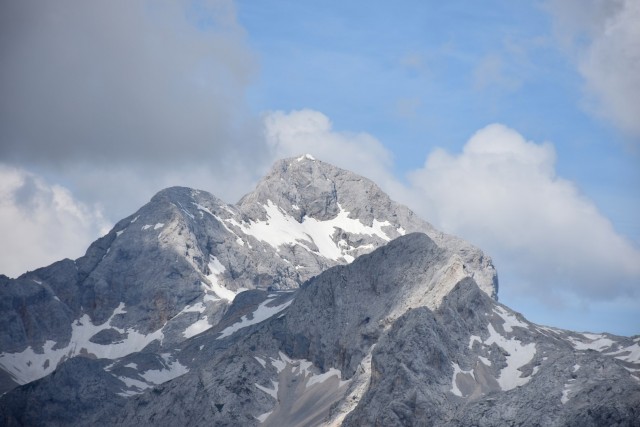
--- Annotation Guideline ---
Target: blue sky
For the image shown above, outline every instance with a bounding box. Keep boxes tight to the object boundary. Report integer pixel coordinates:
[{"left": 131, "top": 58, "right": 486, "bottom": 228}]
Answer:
[
  {"left": 237, "top": 0, "right": 638, "bottom": 235},
  {"left": 234, "top": 0, "right": 640, "bottom": 333},
  {"left": 1, "top": 0, "right": 638, "bottom": 335}
]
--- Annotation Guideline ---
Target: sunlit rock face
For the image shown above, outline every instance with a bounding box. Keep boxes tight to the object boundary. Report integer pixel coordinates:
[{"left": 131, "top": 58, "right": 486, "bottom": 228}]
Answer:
[{"left": 2, "top": 157, "right": 638, "bottom": 426}]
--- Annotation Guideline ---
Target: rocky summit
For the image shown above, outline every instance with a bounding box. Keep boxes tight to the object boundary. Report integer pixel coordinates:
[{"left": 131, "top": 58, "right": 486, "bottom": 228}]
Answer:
[{"left": 1, "top": 156, "right": 639, "bottom": 426}]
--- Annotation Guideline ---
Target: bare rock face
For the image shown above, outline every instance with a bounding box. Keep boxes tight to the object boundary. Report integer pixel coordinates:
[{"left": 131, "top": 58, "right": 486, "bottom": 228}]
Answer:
[
  {"left": 0, "top": 156, "right": 497, "bottom": 392},
  {"left": 1, "top": 157, "right": 638, "bottom": 426}
]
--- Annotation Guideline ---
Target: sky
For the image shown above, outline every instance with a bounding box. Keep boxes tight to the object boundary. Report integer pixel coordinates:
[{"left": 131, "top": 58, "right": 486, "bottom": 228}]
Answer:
[{"left": 1, "top": 0, "right": 638, "bottom": 335}]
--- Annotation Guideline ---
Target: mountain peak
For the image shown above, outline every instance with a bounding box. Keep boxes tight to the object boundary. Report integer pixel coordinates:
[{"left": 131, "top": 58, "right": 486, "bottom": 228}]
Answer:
[
  {"left": 239, "top": 155, "right": 392, "bottom": 223},
  {"left": 3, "top": 157, "right": 637, "bottom": 425}
]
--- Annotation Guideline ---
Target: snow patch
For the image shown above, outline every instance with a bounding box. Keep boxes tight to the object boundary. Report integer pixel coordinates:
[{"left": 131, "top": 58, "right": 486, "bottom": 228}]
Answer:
[
  {"left": 297, "top": 154, "right": 315, "bottom": 161},
  {"left": 229, "top": 200, "right": 391, "bottom": 262},
  {"left": 494, "top": 305, "right": 529, "bottom": 333},
  {"left": 217, "top": 298, "right": 293, "bottom": 339},
  {"left": 183, "top": 317, "right": 211, "bottom": 339},
  {"left": 193, "top": 203, "right": 214, "bottom": 217},
  {"left": 140, "top": 356, "right": 189, "bottom": 384},
  {"left": 607, "top": 343, "right": 640, "bottom": 363},
  {"left": 118, "top": 354, "right": 189, "bottom": 397},
  {"left": 450, "top": 362, "right": 474, "bottom": 397},
  {"left": 569, "top": 333, "right": 616, "bottom": 351},
  {"left": 254, "top": 356, "right": 267, "bottom": 369},
  {"left": 175, "top": 202, "right": 195, "bottom": 220},
  {"left": 478, "top": 356, "right": 492, "bottom": 366},
  {"left": 255, "top": 380, "right": 279, "bottom": 399},
  {"left": 469, "top": 335, "right": 482, "bottom": 349},
  {"left": 268, "top": 352, "right": 349, "bottom": 389},
  {"left": 484, "top": 323, "right": 537, "bottom": 391},
  {"left": 256, "top": 411, "right": 273, "bottom": 423},
  {"left": 203, "top": 256, "right": 240, "bottom": 302},
  {"left": 153, "top": 223, "right": 164, "bottom": 230},
  {"left": 561, "top": 380, "right": 576, "bottom": 404},
  {"left": 116, "top": 230, "right": 124, "bottom": 237},
  {"left": 0, "top": 303, "right": 164, "bottom": 385}
]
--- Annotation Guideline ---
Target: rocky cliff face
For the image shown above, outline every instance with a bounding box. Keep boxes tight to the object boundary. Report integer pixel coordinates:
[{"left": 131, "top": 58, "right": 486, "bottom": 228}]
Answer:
[
  {"left": 0, "top": 156, "right": 496, "bottom": 393},
  {"left": 1, "top": 157, "right": 638, "bottom": 426}
]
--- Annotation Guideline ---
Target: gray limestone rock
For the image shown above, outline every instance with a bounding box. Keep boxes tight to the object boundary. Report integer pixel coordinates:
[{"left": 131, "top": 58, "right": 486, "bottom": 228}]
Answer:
[
  {"left": 0, "top": 156, "right": 497, "bottom": 393},
  {"left": 0, "top": 157, "right": 637, "bottom": 426}
]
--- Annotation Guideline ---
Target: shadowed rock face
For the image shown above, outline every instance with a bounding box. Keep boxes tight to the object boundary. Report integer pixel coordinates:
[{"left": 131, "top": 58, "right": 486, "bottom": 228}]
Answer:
[
  {"left": 1, "top": 158, "right": 638, "bottom": 426},
  {"left": 2, "top": 233, "right": 639, "bottom": 427},
  {"left": 0, "top": 157, "right": 497, "bottom": 393}
]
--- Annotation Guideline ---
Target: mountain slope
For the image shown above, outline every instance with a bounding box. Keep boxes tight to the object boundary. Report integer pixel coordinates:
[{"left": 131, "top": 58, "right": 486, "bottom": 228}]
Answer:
[
  {"left": 0, "top": 156, "right": 496, "bottom": 393},
  {"left": 3, "top": 233, "right": 638, "bottom": 426},
  {"left": 1, "top": 156, "right": 638, "bottom": 426}
]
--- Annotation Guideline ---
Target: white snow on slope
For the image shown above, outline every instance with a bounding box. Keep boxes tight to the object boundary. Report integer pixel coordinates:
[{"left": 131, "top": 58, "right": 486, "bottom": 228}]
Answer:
[
  {"left": 485, "top": 323, "right": 537, "bottom": 390},
  {"left": 227, "top": 200, "right": 392, "bottom": 261},
  {"left": 607, "top": 343, "right": 640, "bottom": 363},
  {"left": 0, "top": 303, "right": 164, "bottom": 385},
  {"left": 569, "top": 333, "right": 616, "bottom": 351},
  {"left": 561, "top": 379, "right": 576, "bottom": 404},
  {"left": 118, "top": 353, "right": 189, "bottom": 397},
  {"left": 253, "top": 351, "right": 350, "bottom": 424},
  {"left": 256, "top": 411, "right": 273, "bottom": 423},
  {"left": 297, "top": 154, "right": 315, "bottom": 161},
  {"left": 183, "top": 317, "right": 211, "bottom": 339},
  {"left": 478, "top": 356, "right": 492, "bottom": 366},
  {"left": 254, "top": 356, "right": 267, "bottom": 368},
  {"left": 203, "top": 256, "right": 244, "bottom": 302},
  {"left": 469, "top": 335, "right": 482, "bottom": 349},
  {"left": 217, "top": 298, "right": 293, "bottom": 339},
  {"left": 255, "top": 380, "right": 279, "bottom": 399},
  {"left": 450, "top": 362, "right": 474, "bottom": 397},
  {"left": 494, "top": 305, "right": 529, "bottom": 333},
  {"left": 265, "top": 352, "right": 349, "bottom": 389}
]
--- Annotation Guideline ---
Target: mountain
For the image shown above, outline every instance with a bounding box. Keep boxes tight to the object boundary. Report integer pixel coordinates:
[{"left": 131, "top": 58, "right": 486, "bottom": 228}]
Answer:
[{"left": 1, "top": 156, "right": 638, "bottom": 426}]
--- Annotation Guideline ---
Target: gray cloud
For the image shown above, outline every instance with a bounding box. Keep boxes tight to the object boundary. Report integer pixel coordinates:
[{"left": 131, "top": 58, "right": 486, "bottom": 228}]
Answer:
[
  {"left": 0, "top": 0, "right": 266, "bottom": 218},
  {"left": 0, "top": 164, "right": 109, "bottom": 277},
  {"left": 545, "top": 0, "right": 640, "bottom": 140},
  {"left": 265, "top": 110, "right": 640, "bottom": 307}
]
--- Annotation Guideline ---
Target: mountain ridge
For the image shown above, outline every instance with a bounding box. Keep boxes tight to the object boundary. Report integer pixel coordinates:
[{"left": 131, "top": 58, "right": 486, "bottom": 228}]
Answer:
[{"left": 1, "top": 156, "right": 638, "bottom": 426}]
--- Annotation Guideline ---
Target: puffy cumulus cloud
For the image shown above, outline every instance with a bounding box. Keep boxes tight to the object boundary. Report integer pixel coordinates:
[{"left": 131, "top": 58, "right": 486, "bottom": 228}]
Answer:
[
  {"left": 408, "top": 123, "right": 640, "bottom": 301},
  {"left": 263, "top": 109, "right": 410, "bottom": 199},
  {"left": 545, "top": 0, "right": 640, "bottom": 139},
  {"left": 0, "top": 165, "right": 110, "bottom": 278},
  {"left": 262, "top": 111, "right": 640, "bottom": 306},
  {"left": 0, "top": 0, "right": 265, "bottom": 219}
]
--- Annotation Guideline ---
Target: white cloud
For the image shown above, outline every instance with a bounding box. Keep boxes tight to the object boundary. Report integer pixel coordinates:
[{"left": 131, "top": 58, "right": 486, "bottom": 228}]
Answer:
[
  {"left": 0, "top": 165, "right": 109, "bottom": 278},
  {"left": 263, "top": 109, "right": 409, "bottom": 198},
  {"left": 0, "top": 0, "right": 265, "bottom": 222},
  {"left": 2, "top": 99, "right": 639, "bottom": 327},
  {"left": 545, "top": 0, "right": 640, "bottom": 138},
  {"left": 408, "top": 123, "right": 640, "bottom": 300},
  {"left": 264, "top": 111, "right": 640, "bottom": 304}
]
